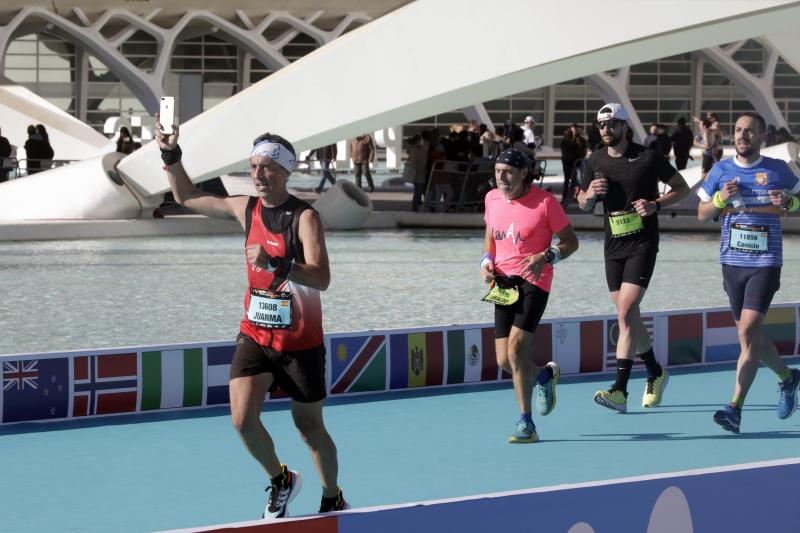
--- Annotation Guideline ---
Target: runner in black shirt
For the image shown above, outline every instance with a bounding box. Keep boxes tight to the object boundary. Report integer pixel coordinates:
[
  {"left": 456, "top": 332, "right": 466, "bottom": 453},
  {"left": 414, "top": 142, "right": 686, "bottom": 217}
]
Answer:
[{"left": 578, "top": 103, "right": 689, "bottom": 413}]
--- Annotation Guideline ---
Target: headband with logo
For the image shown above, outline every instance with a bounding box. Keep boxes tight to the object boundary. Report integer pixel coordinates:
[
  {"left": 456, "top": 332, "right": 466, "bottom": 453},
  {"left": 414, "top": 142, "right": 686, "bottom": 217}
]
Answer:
[{"left": 250, "top": 141, "right": 296, "bottom": 173}]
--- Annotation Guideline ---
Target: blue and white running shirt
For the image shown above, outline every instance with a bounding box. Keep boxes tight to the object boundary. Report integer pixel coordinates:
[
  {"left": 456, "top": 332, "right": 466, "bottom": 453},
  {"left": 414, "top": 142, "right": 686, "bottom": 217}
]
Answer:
[{"left": 698, "top": 156, "right": 800, "bottom": 267}]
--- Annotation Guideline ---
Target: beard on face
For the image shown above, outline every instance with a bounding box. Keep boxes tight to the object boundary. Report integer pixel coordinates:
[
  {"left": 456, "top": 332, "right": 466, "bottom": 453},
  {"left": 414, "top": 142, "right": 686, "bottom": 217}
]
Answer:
[
  {"left": 735, "top": 141, "right": 756, "bottom": 158},
  {"left": 602, "top": 129, "right": 623, "bottom": 147}
]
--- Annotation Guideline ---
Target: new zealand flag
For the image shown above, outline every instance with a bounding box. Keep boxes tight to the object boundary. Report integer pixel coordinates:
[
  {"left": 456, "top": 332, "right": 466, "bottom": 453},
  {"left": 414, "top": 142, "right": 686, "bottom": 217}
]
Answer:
[{"left": 2, "top": 358, "right": 69, "bottom": 423}]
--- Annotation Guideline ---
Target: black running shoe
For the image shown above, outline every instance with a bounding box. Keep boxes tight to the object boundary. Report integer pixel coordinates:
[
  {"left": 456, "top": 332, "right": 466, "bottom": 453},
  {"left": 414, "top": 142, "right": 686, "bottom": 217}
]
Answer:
[
  {"left": 318, "top": 488, "right": 350, "bottom": 513},
  {"left": 262, "top": 465, "right": 302, "bottom": 520}
]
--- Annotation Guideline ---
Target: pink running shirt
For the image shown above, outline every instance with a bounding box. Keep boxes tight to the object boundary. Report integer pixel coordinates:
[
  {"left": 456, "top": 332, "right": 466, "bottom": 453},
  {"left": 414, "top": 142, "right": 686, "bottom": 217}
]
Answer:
[{"left": 483, "top": 186, "right": 571, "bottom": 293}]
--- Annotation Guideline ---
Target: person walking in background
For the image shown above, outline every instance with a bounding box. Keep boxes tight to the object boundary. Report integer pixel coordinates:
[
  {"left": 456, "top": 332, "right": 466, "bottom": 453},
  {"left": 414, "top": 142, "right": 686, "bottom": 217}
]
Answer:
[
  {"left": 577, "top": 103, "right": 690, "bottom": 414},
  {"left": 0, "top": 127, "right": 11, "bottom": 182},
  {"left": 307, "top": 143, "right": 338, "bottom": 193},
  {"left": 697, "top": 112, "right": 800, "bottom": 434},
  {"left": 116, "top": 126, "right": 135, "bottom": 154},
  {"left": 481, "top": 148, "right": 578, "bottom": 443},
  {"left": 670, "top": 118, "right": 694, "bottom": 170},
  {"left": 403, "top": 134, "right": 427, "bottom": 211},
  {"left": 350, "top": 134, "right": 375, "bottom": 192}
]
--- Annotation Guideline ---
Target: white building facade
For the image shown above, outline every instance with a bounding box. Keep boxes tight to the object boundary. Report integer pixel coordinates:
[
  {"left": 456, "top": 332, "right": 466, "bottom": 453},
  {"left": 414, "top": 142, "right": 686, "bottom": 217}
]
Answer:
[{"left": 2, "top": 4, "right": 798, "bottom": 150}]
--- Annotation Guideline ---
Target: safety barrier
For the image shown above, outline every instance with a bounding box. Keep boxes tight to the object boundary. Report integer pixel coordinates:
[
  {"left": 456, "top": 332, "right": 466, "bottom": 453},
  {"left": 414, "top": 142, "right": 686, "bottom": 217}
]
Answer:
[
  {"left": 1, "top": 303, "right": 797, "bottom": 425},
  {"left": 156, "top": 458, "right": 800, "bottom": 533},
  {"left": 423, "top": 160, "right": 494, "bottom": 212}
]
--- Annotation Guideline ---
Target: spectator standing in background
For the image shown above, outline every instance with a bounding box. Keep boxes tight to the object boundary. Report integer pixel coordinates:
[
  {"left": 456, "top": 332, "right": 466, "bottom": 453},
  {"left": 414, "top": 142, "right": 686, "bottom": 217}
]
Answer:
[
  {"left": 670, "top": 118, "right": 694, "bottom": 170},
  {"left": 116, "top": 126, "right": 135, "bottom": 154},
  {"left": 350, "top": 134, "right": 375, "bottom": 193},
  {"left": 0, "top": 127, "right": 11, "bottom": 182},
  {"left": 403, "top": 134, "right": 427, "bottom": 211},
  {"left": 35, "top": 124, "right": 54, "bottom": 170},
  {"left": 24, "top": 125, "right": 46, "bottom": 174},
  {"left": 522, "top": 116, "right": 542, "bottom": 149},
  {"left": 559, "top": 124, "right": 587, "bottom": 206}
]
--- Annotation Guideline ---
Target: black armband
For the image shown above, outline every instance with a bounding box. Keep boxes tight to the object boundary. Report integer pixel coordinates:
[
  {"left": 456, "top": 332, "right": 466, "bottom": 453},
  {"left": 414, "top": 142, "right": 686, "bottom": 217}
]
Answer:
[{"left": 161, "top": 144, "right": 182, "bottom": 166}]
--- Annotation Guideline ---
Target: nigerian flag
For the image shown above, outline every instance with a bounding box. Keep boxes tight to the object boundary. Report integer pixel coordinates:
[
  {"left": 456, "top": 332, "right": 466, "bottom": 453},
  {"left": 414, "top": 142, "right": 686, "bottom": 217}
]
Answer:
[{"left": 140, "top": 348, "right": 203, "bottom": 410}]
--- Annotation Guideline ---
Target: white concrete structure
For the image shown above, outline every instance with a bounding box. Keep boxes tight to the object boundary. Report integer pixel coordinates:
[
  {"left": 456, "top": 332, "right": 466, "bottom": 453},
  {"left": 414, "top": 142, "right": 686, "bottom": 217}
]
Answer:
[
  {"left": 0, "top": 74, "right": 112, "bottom": 164},
  {"left": 1, "top": 0, "right": 799, "bottom": 220}
]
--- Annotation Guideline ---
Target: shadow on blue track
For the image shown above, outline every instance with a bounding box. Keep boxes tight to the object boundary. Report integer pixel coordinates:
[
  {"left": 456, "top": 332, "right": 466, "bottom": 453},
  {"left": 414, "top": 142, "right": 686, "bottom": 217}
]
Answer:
[{"left": 540, "top": 430, "right": 800, "bottom": 442}]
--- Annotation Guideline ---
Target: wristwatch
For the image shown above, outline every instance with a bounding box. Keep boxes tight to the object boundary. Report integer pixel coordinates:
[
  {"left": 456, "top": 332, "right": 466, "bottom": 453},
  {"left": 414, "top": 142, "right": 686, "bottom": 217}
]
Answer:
[
  {"left": 544, "top": 248, "right": 556, "bottom": 264},
  {"left": 266, "top": 256, "right": 282, "bottom": 273},
  {"left": 654, "top": 200, "right": 662, "bottom": 212}
]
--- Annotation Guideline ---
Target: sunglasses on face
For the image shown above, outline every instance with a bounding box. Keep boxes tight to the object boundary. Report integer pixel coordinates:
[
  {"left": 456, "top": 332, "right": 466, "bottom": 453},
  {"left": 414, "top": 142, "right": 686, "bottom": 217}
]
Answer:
[{"left": 597, "top": 120, "right": 624, "bottom": 130}]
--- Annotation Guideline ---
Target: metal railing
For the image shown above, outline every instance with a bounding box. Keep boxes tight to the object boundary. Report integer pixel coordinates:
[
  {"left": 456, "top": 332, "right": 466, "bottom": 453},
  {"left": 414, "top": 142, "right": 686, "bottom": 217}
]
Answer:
[
  {"left": 423, "top": 160, "right": 495, "bottom": 212},
  {"left": 0, "top": 158, "right": 77, "bottom": 180},
  {"left": 422, "top": 158, "right": 548, "bottom": 212}
]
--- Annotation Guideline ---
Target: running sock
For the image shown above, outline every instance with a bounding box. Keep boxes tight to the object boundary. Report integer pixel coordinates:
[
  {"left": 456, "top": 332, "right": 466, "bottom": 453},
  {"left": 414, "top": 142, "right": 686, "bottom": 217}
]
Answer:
[
  {"left": 320, "top": 491, "right": 340, "bottom": 506},
  {"left": 613, "top": 359, "right": 634, "bottom": 394},
  {"left": 730, "top": 395, "right": 744, "bottom": 409},
  {"left": 777, "top": 368, "right": 792, "bottom": 384},
  {"left": 271, "top": 465, "right": 289, "bottom": 488},
  {"left": 637, "top": 347, "right": 662, "bottom": 380},
  {"left": 520, "top": 412, "right": 533, "bottom": 424},
  {"left": 536, "top": 365, "right": 553, "bottom": 385},
  {"left": 728, "top": 402, "right": 742, "bottom": 412}
]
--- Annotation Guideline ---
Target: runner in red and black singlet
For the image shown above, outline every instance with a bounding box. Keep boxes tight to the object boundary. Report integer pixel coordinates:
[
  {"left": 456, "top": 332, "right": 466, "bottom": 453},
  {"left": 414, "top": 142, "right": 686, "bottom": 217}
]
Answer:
[
  {"left": 156, "top": 124, "right": 348, "bottom": 520},
  {"left": 240, "top": 195, "right": 323, "bottom": 352}
]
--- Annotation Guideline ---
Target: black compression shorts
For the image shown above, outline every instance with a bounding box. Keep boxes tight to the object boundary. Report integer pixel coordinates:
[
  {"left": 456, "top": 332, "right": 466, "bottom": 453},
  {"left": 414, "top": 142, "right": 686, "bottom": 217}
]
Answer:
[
  {"left": 722, "top": 264, "right": 781, "bottom": 321},
  {"left": 605, "top": 251, "right": 658, "bottom": 292},
  {"left": 494, "top": 278, "right": 550, "bottom": 337},
  {"left": 229, "top": 333, "right": 327, "bottom": 403}
]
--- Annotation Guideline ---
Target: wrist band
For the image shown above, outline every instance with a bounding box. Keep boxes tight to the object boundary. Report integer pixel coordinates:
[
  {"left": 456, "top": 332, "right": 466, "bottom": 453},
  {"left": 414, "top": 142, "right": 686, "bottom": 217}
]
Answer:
[
  {"left": 480, "top": 252, "right": 494, "bottom": 270},
  {"left": 712, "top": 191, "right": 727, "bottom": 209},
  {"left": 161, "top": 144, "right": 182, "bottom": 166},
  {"left": 788, "top": 195, "right": 800, "bottom": 213},
  {"left": 654, "top": 200, "right": 661, "bottom": 212},
  {"left": 267, "top": 256, "right": 294, "bottom": 277}
]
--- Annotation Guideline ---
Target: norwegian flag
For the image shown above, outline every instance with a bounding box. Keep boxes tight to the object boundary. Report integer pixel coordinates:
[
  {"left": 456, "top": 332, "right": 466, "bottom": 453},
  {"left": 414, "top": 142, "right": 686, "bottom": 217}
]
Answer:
[{"left": 72, "top": 353, "right": 138, "bottom": 416}]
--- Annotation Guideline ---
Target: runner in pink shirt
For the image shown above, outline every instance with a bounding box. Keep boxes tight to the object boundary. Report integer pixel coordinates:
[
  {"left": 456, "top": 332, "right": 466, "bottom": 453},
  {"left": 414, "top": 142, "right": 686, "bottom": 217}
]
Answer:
[{"left": 480, "top": 148, "right": 579, "bottom": 443}]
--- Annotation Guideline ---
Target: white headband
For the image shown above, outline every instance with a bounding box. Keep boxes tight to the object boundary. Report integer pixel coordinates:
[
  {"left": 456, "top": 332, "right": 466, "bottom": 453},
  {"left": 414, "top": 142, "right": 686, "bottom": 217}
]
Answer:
[{"left": 250, "top": 141, "right": 296, "bottom": 173}]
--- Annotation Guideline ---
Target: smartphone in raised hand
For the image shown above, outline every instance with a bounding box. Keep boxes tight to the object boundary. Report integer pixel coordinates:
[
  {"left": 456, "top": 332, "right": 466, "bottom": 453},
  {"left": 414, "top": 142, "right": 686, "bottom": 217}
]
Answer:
[{"left": 159, "top": 96, "right": 175, "bottom": 135}]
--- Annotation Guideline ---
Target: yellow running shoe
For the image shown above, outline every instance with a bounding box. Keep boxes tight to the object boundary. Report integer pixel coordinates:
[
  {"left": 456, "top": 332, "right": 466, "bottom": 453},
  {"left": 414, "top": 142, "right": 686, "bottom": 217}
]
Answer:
[
  {"left": 642, "top": 370, "right": 669, "bottom": 408},
  {"left": 594, "top": 388, "right": 628, "bottom": 413}
]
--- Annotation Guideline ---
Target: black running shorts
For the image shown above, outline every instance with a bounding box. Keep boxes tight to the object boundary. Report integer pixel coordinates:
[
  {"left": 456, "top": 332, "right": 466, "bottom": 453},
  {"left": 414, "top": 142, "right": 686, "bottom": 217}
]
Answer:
[
  {"left": 229, "top": 332, "right": 327, "bottom": 403},
  {"left": 604, "top": 251, "right": 658, "bottom": 292},
  {"left": 722, "top": 264, "right": 781, "bottom": 321},
  {"left": 494, "top": 279, "right": 550, "bottom": 338}
]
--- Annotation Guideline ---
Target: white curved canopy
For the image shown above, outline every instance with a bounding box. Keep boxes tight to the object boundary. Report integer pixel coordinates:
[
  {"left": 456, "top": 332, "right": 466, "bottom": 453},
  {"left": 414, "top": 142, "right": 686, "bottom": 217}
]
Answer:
[{"left": 118, "top": 0, "right": 800, "bottom": 197}]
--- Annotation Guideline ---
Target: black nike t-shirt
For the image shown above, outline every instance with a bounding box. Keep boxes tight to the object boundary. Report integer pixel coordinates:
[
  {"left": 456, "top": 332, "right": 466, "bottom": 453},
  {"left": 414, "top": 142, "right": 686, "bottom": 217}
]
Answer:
[{"left": 582, "top": 143, "right": 677, "bottom": 259}]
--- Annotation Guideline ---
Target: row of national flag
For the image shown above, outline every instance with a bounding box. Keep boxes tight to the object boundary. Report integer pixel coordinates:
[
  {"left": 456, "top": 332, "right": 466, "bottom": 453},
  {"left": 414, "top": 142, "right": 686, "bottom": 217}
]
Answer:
[{"left": 3, "top": 306, "right": 799, "bottom": 424}]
